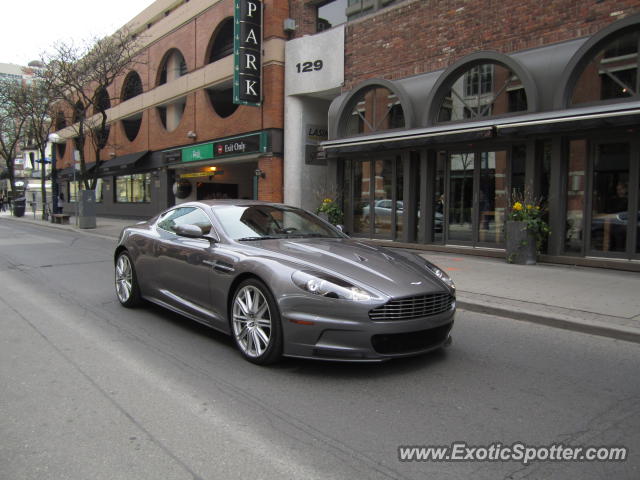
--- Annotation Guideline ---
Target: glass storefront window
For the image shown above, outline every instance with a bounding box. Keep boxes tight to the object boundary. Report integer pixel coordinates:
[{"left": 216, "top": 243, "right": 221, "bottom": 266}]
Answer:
[
  {"left": 115, "top": 173, "right": 151, "bottom": 203},
  {"left": 68, "top": 181, "right": 79, "bottom": 202},
  {"left": 352, "top": 161, "right": 369, "bottom": 234},
  {"left": 478, "top": 151, "right": 507, "bottom": 245},
  {"left": 565, "top": 139, "right": 587, "bottom": 254},
  {"left": 448, "top": 153, "right": 474, "bottom": 242},
  {"left": 396, "top": 159, "right": 404, "bottom": 237},
  {"left": 590, "top": 143, "right": 630, "bottom": 253},
  {"left": 437, "top": 63, "right": 527, "bottom": 123},
  {"left": 373, "top": 159, "right": 393, "bottom": 236},
  {"left": 349, "top": 157, "right": 403, "bottom": 239},
  {"left": 511, "top": 145, "right": 526, "bottom": 196},
  {"left": 95, "top": 178, "right": 104, "bottom": 203},
  {"left": 434, "top": 153, "right": 446, "bottom": 243}
]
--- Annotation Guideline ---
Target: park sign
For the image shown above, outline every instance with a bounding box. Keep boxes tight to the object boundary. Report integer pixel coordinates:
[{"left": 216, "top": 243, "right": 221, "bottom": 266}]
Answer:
[{"left": 234, "top": 0, "right": 262, "bottom": 106}]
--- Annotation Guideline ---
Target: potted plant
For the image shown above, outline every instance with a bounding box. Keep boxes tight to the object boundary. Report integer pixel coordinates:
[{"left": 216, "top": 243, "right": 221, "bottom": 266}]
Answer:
[
  {"left": 505, "top": 191, "right": 550, "bottom": 265},
  {"left": 317, "top": 197, "right": 344, "bottom": 226}
]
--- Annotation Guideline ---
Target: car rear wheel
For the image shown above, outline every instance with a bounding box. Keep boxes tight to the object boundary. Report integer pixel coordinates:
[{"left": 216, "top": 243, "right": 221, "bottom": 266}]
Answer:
[
  {"left": 115, "top": 251, "right": 142, "bottom": 307},
  {"left": 231, "top": 279, "right": 282, "bottom": 365}
]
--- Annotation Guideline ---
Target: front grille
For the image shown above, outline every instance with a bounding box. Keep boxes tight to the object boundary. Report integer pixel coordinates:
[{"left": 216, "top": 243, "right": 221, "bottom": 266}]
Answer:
[{"left": 369, "top": 293, "right": 454, "bottom": 321}]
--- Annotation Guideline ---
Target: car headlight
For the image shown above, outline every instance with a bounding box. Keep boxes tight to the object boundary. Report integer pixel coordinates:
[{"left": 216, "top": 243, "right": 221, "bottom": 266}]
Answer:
[
  {"left": 292, "top": 270, "right": 375, "bottom": 301},
  {"left": 423, "top": 260, "right": 455, "bottom": 290}
]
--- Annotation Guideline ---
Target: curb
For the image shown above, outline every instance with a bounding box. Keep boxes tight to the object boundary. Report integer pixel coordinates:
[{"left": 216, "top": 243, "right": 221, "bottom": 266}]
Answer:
[{"left": 457, "top": 299, "right": 640, "bottom": 345}]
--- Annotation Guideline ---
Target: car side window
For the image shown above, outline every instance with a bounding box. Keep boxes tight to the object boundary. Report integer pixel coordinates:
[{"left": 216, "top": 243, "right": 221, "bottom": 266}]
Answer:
[{"left": 157, "top": 207, "right": 213, "bottom": 235}]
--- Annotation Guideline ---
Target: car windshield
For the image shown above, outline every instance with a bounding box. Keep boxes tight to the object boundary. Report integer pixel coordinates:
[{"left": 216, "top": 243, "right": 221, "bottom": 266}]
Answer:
[{"left": 212, "top": 204, "right": 343, "bottom": 241}]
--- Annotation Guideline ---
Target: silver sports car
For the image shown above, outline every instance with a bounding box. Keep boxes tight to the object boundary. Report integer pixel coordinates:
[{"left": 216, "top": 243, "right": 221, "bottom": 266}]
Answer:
[{"left": 114, "top": 200, "right": 455, "bottom": 364}]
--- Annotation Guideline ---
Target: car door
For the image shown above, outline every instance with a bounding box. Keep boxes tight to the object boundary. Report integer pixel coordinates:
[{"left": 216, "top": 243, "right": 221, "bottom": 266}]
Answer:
[{"left": 154, "top": 206, "right": 217, "bottom": 320}]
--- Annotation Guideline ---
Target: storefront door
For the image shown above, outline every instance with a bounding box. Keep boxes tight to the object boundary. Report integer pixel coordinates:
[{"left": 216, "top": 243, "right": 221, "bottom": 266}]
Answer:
[
  {"left": 351, "top": 156, "right": 403, "bottom": 240},
  {"left": 446, "top": 150, "right": 509, "bottom": 247},
  {"left": 587, "top": 141, "right": 639, "bottom": 259}
]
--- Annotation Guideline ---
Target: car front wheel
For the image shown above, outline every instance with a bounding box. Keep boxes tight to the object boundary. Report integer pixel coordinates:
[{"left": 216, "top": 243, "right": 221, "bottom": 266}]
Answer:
[
  {"left": 231, "top": 279, "right": 282, "bottom": 365},
  {"left": 115, "top": 251, "right": 142, "bottom": 308}
]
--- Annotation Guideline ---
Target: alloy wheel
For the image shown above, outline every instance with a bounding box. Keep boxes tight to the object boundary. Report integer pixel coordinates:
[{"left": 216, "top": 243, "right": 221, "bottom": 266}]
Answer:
[
  {"left": 232, "top": 285, "right": 272, "bottom": 358},
  {"left": 115, "top": 254, "right": 133, "bottom": 304}
]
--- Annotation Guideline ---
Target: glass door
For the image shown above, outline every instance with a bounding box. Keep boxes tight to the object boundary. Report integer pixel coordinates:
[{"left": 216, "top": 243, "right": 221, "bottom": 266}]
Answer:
[
  {"left": 446, "top": 149, "right": 509, "bottom": 247},
  {"left": 588, "top": 141, "right": 639, "bottom": 258},
  {"left": 350, "top": 156, "right": 403, "bottom": 240},
  {"left": 448, "top": 152, "right": 475, "bottom": 243}
]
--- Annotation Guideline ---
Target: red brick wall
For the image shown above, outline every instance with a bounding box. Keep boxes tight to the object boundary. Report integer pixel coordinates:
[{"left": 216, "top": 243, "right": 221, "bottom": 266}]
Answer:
[
  {"left": 258, "top": 155, "right": 284, "bottom": 202},
  {"left": 290, "top": 0, "right": 640, "bottom": 90}
]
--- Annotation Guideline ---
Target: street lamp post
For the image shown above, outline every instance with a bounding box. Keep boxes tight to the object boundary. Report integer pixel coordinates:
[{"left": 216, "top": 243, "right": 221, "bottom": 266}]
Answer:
[{"left": 48, "top": 133, "right": 63, "bottom": 219}]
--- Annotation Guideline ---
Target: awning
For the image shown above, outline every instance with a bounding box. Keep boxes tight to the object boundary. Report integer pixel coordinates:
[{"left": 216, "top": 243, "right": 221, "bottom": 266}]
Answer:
[
  {"left": 56, "top": 163, "right": 97, "bottom": 179},
  {"left": 321, "top": 100, "right": 640, "bottom": 154},
  {"left": 35, "top": 157, "right": 52, "bottom": 164},
  {"left": 99, "top": 151, "right": 149, "bottom": 173}
]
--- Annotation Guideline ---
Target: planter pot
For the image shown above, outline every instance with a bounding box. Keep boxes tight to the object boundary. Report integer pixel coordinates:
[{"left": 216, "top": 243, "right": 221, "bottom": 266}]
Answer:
[{"left": 505, "top": 221, "right": 537, "bottom": 265}]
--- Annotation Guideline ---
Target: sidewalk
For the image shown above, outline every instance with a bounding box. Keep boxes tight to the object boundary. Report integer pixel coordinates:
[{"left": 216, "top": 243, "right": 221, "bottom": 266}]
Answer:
[{"left": 2, "top": 209, "right": 640, "bottom": 344}]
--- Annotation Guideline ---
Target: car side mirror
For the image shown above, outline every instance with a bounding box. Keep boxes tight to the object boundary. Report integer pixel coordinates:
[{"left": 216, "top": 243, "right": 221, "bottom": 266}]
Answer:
[{"left": 175, "top": 224, "right": 204, "bottom": 238}]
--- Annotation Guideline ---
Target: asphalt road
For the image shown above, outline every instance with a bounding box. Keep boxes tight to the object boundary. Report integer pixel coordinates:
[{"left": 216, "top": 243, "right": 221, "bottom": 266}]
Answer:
[{"left": 1, "top": 220, "right": 639, "bottom": 480}]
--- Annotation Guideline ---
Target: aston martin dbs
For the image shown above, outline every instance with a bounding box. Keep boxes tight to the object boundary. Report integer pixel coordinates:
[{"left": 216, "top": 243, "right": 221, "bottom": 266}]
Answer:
[{"left": 114, "top": 200, "right": 455, "bottom": 364}]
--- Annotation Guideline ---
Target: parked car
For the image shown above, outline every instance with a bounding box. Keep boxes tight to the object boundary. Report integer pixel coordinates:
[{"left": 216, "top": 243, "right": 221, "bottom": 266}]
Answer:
[
  {"left": 114, "top": 200, "right": 455, "bottom": 364},
  {"left": 590, "top": 210, "right": 640, "bottom": 251},
  {"left": 362, "top": 199, "right": 403, "bottom": 225}
]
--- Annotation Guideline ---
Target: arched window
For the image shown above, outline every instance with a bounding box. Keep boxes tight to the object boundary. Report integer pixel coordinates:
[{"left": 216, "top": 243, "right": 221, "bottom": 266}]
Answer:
[
  {"left": 55, "top": 111, "right": 67, "bottom": 158},
  {"left": 122, "top": 113, "right": 143, "bottom": 142},
  {"left": 93, "top": 87, "right": 111, "bottom": 114},
  {"left": 342, "top": 86, "right": 405, "bottom": 136},
  {"left": 207, "top": 18, "right": 234, "bottom": 63},
  {"left": 121, "top": 71, "right": 143, "bottom": 142},
  {"left": 92, "top": 88, "right": 111, "bottom": 149},
  {"left": 73, "top": 100, "right": 85, "bottom": 150},
  {"left": 158, "top": 49, "right": 187, "bottom": 86},
  {"left": 436, "top": 62, "right": 527, "bottom": 123},
  {"left": 570, "top": 28, "right": 640, "bottom": 106},
  {"left": 207, "top": 81, "right": 238, "bottom": 118},
  {"left": 157, "top": 97, "right": 186, "bottom": 132},
  {"left": 121, "top": 71, "right": 143, "bottom": 101}
]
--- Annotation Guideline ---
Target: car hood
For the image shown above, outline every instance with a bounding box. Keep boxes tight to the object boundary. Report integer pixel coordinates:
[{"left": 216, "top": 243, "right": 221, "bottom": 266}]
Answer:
[{"left": 245, "top": 238, "right": 449, "bottom": 298}]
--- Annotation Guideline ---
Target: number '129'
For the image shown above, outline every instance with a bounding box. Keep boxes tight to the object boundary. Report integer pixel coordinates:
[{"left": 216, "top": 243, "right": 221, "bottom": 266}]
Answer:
[{"left": 296, "top": 60, "right": 323, "bottom": 73}]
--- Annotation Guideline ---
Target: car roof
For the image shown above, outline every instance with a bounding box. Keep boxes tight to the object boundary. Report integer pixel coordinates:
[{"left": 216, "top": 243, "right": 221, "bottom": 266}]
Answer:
[{"left": 179, "top": 199, "right": 293, "bottom": 209}]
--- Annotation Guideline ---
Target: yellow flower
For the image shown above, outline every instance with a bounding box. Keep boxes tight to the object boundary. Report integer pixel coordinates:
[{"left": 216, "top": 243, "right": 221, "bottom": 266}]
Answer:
[
  {"left": 513, "top": 202, "right": 523, "bottom": 211},
  {"left": 323, "top": 198, "right": 332, "bottom": 204},
  {"left": 527, "top": 204, "right": 533, "bottom": 210}
]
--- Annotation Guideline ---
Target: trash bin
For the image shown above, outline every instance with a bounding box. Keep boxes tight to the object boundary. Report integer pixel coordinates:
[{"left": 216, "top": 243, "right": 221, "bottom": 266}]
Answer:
[{"left": 13, "top": 197, "right": 26, "bottom": 217}]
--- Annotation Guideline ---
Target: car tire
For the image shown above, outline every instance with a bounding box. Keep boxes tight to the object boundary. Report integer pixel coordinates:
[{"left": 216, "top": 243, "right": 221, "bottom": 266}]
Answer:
[
  {"left": 231, "top": 278, "right": 283, "bottom": 365},
  {"left": 115, "top": 251, "right": 142, "bottom": 308}
]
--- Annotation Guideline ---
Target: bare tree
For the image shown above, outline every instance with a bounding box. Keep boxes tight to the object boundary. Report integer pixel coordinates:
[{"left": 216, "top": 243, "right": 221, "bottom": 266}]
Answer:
[
  {"left": 0, "top": 78, "right": 29, "bottom": 195},
  {"left": 20, "top": 73, "right": 57, "bottom": 219},
  {"left": 44, "top": 28, "right": 142, "bottom": 190}
]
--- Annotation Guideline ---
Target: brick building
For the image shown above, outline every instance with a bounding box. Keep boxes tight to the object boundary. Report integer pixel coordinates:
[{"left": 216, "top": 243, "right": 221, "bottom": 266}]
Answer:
[
  {"left": 287, "top": 0, "right": 640, "bottom": 268},
  {"left": 53, "top": 0, "right": 287, "bottom": 218}
]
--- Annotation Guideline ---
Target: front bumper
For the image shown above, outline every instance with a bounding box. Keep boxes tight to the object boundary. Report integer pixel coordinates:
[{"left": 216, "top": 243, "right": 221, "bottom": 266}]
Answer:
[{"left": 279, "top": 295, "right": 455, "bottom": 362}]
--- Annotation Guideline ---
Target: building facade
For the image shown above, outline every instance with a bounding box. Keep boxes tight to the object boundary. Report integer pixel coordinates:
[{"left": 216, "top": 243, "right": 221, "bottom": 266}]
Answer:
[
  {"left": 53, "top": 0, "right": 287, "bottom": 218},
  {"left": 287, "top": 0, "right": 640, "bottom": 269}
]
